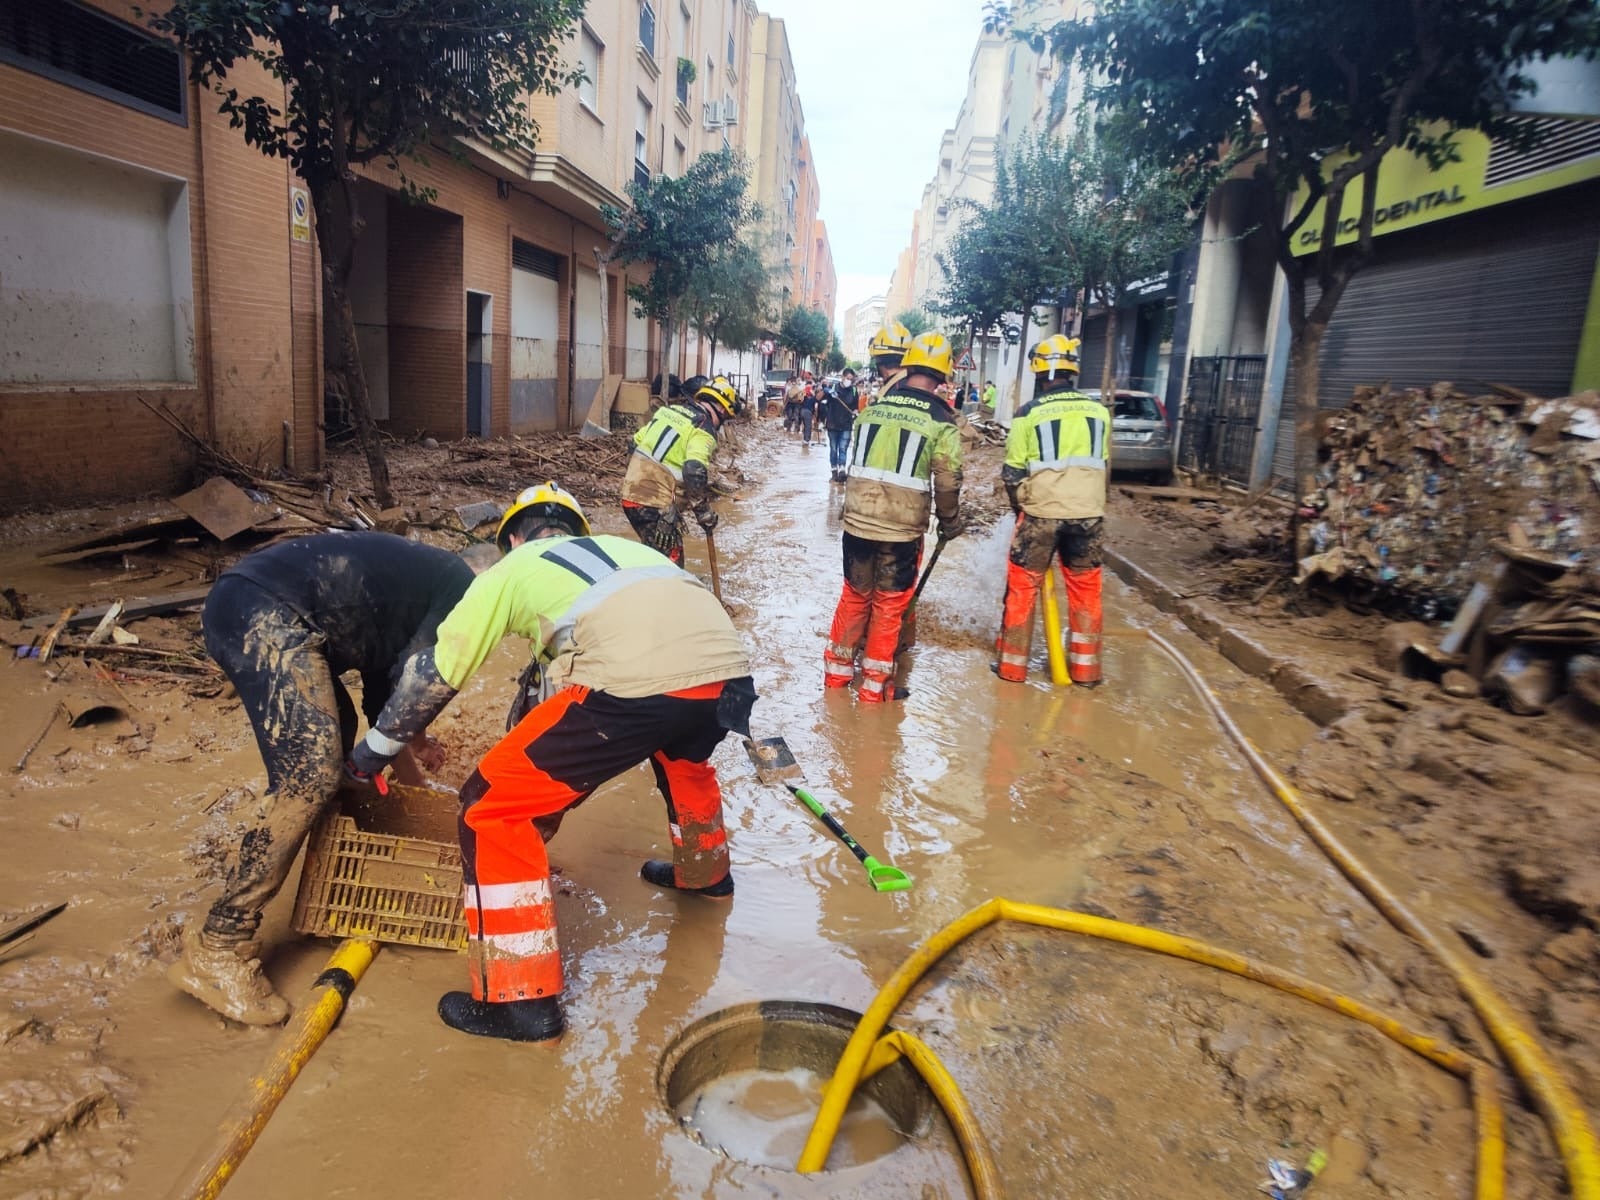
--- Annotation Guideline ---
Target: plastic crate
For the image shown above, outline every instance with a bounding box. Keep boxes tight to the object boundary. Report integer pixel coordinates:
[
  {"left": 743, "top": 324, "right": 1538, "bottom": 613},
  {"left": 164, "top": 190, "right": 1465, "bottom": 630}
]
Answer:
[{"left": 291, "top": 783, "right": 467, "bottom": 950}]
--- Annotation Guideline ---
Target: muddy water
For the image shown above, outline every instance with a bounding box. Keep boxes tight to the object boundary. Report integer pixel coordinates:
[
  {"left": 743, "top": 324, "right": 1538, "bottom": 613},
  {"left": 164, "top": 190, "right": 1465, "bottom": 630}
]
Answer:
[
  {"left": 677, "top": 1067, "right": 903, "bottom": 1170},
  {"left": 0, "top": 424, "right": 1509, "bottom": 1199}
]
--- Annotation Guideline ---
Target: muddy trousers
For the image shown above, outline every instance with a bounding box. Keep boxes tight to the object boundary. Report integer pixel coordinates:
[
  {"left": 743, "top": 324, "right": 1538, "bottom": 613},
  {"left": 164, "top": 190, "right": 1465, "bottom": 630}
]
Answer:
[
  {"left": 824, "top": 533, "right": 922, "bottom": 702},
  {"left": 201, "top": 576, "right": 357, "bottom": 942},
  {"left": 996, "top": 515, "right": 1104, "bottom": 684},
  {"left": 458, "top": 680, "right": 741, "bottom": 1003},
  {"left": 621, "top": 500, "right": 684, "bottom": 566}
]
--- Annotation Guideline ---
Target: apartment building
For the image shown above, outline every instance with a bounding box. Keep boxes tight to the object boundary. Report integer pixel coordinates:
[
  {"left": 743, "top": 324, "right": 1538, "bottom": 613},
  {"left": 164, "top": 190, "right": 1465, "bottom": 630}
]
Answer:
[
  {"left": 1, "top": 0, "right": 818, "bottom": 511},
  {"left": 842, "top": 294, "right": 887, "bottom": 363}
]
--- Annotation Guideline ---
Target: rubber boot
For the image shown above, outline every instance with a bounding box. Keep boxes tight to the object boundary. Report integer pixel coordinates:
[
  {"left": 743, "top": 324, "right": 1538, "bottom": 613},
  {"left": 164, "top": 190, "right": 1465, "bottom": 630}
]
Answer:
[
  {"left": 438, "top": 992, "right": 564, "bottom": 1044},
  {"left": 167, "top": 927, "right": 290, "bottom": 1026},
  {"left": 640, "top": 859, "right": 734, "bottom": 899}
]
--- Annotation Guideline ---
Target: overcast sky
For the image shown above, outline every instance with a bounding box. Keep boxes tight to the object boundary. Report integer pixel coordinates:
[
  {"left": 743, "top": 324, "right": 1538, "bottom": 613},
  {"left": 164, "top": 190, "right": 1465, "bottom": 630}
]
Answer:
[{"left": 771, "top": 0, "right": 989, "bottom": 322}]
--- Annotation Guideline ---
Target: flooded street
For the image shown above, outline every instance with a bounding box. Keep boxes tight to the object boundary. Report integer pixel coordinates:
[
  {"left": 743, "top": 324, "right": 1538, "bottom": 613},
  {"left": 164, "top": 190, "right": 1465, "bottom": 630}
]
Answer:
[{"left": 0, "top": 424, "right": 1535, "bottom": 1198}]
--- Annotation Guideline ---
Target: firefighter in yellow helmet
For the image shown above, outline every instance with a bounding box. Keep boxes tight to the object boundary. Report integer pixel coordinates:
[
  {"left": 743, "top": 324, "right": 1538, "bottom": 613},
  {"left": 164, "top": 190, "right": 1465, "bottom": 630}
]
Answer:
[
  {"left": 823, "top": 331, "right": 964, "bottom": 703},
  {"left": 994, "top": 335, "right": 1108, "bottom": 686},
  {"left": 621, "top": 375, "right": 738, "bottom": 564},
  {"left": 345, "top": 480, "right": 756, "bottom": 1043},
  {"left": 866, "top": 320, "right": 912, "bottom": 397}
]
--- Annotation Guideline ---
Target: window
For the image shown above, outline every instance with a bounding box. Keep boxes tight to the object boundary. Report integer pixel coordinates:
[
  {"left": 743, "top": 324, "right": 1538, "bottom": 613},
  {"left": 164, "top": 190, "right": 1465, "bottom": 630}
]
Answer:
[
  {"left": 638, "top": 0, "right": 656, "bottom": 57},
  {"left": 674, "top": 138, "right": 687, "bottom": 176},
  {"left": 0, "top": 0, "right": 185, "bottom": 123},
  {"left": 634, "top": 93, "right": 652, "bottom": 185},
  {"left": 577, "top": 27, "right": 601, "bottom": 112},
  {"left": 678, "top": 4, "right": 690, "bottom": 58},
  {"left": 727, "top": 32, "right": 735, "bottom": 70}
]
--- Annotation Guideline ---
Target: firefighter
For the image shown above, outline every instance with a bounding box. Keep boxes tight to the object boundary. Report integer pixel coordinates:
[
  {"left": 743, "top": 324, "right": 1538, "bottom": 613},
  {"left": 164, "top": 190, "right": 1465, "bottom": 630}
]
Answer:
[
  {"left": 994, "top": 335, "right": 1108, "bottom": 686},
  {"left": 823, "top": 332, "right": 964, "bottom": 703},
  {"left": 620, "top": 376, "right": 738, "bottom": 564},
  {"left": 344, "top": 483, "right": 755, "bottom": 1043},
  {"left": 866, "top": 319, "right": 912, "bottom": 395},
  {"left": 169, "top": 532, "right": 478, "bottom": 1025}
]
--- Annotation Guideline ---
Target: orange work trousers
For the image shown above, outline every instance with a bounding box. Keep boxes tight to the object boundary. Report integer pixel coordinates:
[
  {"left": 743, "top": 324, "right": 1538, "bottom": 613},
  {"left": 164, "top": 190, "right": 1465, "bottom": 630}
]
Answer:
[
  {"left": 457, "top": 680, "right": 740, "bottom": 1003},
  {"left": 824, "top": 532, "right": 922, "bottom": 702},
  {"left": 996, "top": 515, "right": 1103, "bottom": 685}
]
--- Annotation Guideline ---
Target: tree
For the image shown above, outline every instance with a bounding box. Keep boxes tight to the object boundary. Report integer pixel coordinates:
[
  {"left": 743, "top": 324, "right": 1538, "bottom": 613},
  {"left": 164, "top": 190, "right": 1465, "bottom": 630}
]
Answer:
[
  {"left": 151, "top": 0, "right": 585, "bottom": 507},
  {"left": 603, "top": 147, "right": 759, "bottom": 390},
  {"left": 685, "top": 235, "right": 773, "bottom": 365},
  {"left": 1041, "top": 0, "right": 1600, "bottom": 508},
  {"left": 780, "top": 307, "right": 830, "bottom": 365},
  {"left": 895, "top": 309, "right": 933, "bottom": 338},
  {"left": 823, "top": 332, "right": 846, "bottom": 374},
  {"left": 1050, "top": 120, "right": 1197, "bottom": 398},
  {"left": 935, "top": 213, "right": 1011, "bottom": 390}
]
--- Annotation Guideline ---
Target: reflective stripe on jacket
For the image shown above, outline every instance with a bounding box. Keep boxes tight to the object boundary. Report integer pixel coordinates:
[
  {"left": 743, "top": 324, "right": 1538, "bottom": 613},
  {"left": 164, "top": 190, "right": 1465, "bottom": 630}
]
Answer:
[
  {"left": 432, "top": 534, "right": 748, "bottom": 698},
  {"left": 1004, "top": 390, "right": 1111, "bottom": 519},
  {"left": 842, "top": 385, "right": 963, "bottom": 541},
  {"left": 621, "top": 404, "right": 718, "bottom": 510}
]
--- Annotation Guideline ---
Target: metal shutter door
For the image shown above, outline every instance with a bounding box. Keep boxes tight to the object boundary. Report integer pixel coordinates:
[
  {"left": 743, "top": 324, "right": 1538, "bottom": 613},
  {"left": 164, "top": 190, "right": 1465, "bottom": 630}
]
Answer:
[
  {"left": 1077, "top": 314, "right": 1108, "bottom": 392},
  {"left": 1274, "top": 182, "right": 1600, "bottom": 485}
]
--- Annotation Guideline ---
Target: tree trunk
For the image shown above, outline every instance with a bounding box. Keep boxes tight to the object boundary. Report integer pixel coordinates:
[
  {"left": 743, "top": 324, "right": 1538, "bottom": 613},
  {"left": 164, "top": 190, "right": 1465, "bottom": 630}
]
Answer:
[
  {"left": 1291, "top": 319, "right": 1329, "bottom": 507},
  {"left": 1100, "top": 302, "right": 1118, "bottom": 400},
  {"left": 660, "top": 304, "right": 678, "bottom": 391},
  {"left": 311, "top": 180, "right": 393, "bottom": 509},
  {"left": 977, "top": 324, "right": 989, "bottom": 401}
]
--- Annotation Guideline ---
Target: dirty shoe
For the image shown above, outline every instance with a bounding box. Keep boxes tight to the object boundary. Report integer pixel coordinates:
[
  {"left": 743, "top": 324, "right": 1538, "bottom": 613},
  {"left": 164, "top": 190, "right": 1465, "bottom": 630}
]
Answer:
[
  {"left": 168, "top": 928, "right": 290, "bottom": 1026},
  {"left": 640, "top": 860, "right": 734, "bottom": 899},
  {"left": 438, "top": 992, "right": 564, "bottom": 1044}
]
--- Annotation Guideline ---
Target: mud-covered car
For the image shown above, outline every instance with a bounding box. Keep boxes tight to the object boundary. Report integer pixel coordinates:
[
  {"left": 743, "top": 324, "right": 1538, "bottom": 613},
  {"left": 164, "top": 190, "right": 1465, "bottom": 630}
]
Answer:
[
  {"left": 761, "top": 369, "right": 795, "bottom": 408},
  {"left": 1082, "top": 389, "right": 1173, "bottom": 485}
]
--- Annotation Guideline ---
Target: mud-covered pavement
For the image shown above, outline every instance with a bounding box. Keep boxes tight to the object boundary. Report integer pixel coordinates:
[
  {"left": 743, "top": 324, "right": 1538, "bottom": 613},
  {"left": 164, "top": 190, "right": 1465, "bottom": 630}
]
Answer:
[{"left": 0, "top": 422, "right": 1588, "bottom": 1198}]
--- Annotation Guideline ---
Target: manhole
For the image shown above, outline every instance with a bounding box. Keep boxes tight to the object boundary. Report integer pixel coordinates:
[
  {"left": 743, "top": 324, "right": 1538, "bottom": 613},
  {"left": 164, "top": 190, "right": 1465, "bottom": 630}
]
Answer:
[{"left": 659, "top": 1001, "right": 934, "bottom": 1171}]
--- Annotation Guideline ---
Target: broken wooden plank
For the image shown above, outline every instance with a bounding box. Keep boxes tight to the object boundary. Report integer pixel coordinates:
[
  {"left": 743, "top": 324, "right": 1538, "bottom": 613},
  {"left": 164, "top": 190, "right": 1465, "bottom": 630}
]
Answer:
[
  {"left": 173, "top": 477, "right": 275, "bottom": 541},
  {"left": 37, "top": 608, "right": 77, "bottom": 662},
  {"left": 1117, "top": 484, "right": 1223, "bottom": 503},
  {"left": 84, "top": 600, "right": 125, "bottom": 646},
  {"left": 22, "top": 586, "right": 212, "bottom": 630},
  {"left": 38, "top": 511, "right": 202, "bottom": 560}
]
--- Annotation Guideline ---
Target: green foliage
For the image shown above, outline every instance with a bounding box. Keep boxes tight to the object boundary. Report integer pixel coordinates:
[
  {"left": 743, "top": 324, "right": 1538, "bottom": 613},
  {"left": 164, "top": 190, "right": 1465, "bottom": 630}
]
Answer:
[
  {"left": 1037, "top": 0, "right": 1600, "bottom": 490},
  {"left": 677, "top": 56, "right": 697, "bottom": 87},
  {"left": 780, "top": 307, "right": 830, "bottom": 361},
  {"left": 150, "top": 0, "right": 586, "bottom": 197},
  {"left": 606, "top": 147, "right": 759, "bottom": 329},
  {"left": 895, "top": 309, "right": 933, "bottom": 338},
  {"left": 685, "top": 235, "right": 773, "bottom": 356},
  {"left": 823, "top": 332, "right": 846, "bottom": 374}
]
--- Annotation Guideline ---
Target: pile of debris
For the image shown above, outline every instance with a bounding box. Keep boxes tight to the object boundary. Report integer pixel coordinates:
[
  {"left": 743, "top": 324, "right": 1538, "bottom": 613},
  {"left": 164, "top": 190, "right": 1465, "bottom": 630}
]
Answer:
[
  {"left": 1384, "top": 540, "right": 1600, "bottom": 718},
  {"left": 1297, "top": 383, "right": 1599, "bottom": 616}
]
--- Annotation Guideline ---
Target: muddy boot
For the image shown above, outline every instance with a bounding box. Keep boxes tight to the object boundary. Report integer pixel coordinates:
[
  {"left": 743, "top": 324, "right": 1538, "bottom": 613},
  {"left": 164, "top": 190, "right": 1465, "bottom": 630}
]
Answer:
[
  {"left": 640, "top": 860, "right": 734, "bottom": 899},
  {"left": 168, "top": 927, "right": 290, "bottom": 1026},
  {"left": 437, "top": 992, "right": 564, "bottom": 1044}
]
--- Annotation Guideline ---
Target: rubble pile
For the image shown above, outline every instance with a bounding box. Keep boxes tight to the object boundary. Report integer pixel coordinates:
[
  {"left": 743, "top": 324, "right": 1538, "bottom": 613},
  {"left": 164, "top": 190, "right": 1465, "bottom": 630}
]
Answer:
[{"left": 1297, "top": 383, "right": 1600, "bottom": 614}]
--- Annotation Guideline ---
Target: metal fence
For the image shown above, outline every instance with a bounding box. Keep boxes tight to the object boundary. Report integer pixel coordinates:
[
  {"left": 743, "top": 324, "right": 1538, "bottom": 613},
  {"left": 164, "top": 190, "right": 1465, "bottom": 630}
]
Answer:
[{"left": 1177, "top": 355, "right": 1266, "bottom": 488}]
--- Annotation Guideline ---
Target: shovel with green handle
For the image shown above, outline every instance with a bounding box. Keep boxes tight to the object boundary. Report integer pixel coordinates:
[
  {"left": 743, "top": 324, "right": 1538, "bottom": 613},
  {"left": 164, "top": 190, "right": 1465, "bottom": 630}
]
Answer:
[{"left": 744, "top": 736, "right": 912, "bottom": 893}]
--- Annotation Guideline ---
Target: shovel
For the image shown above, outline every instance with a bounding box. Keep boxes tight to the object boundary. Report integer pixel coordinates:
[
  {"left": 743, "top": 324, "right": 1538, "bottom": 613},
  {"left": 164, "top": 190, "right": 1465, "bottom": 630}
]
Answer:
[
  {"left": 897, "top": 535, "right": 947, "bottom": 654},
  {"left": 706, "top": 529, "right": 723, "bottom": 602},
  {"left": 744, "top": 737, "right": 912, "bottom": 893}
]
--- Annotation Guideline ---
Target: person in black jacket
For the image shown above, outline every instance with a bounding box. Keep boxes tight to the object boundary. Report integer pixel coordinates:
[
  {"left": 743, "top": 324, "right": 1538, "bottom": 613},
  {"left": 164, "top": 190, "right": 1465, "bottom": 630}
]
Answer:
[
  {"left": 169, "top": 532, "right": 479, "bottom": 1026},
  {"left": 821, "top": 368, "right": 860, "bottom": 482}
]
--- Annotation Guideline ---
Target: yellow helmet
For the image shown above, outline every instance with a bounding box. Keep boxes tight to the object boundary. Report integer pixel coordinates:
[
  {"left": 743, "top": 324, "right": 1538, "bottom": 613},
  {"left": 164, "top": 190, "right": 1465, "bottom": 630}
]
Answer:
[
  {"left": 1029, "top": 334, "right": 1081, "bottom": 381},
  {"left": 900, "top": 331, "right": 953, "bottom": 381},
  {"left": 867, "top": 320, "right": 912, "bottom": 364},
  {"left": 496, "top": 481, "right": 590, "bottom": 550},
  {"left": 696, "top": 375, "right": 738, "bottom": 415}
]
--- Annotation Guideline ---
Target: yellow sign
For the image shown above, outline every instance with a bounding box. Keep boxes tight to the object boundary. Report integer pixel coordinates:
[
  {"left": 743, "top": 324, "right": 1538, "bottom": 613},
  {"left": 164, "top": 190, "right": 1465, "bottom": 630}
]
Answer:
[
  {"left": 1292, "top": 125, "right": 1600, "bottom": 255},
  {"left": 290, "top": 185, "right": 312, "bottom": 243}
]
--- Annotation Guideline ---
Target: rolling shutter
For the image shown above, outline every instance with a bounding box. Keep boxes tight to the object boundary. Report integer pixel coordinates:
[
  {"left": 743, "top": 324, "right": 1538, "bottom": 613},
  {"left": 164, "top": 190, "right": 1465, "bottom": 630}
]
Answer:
[{"left": 1275, "top": 181, "right": 1599, "bottom": 486}]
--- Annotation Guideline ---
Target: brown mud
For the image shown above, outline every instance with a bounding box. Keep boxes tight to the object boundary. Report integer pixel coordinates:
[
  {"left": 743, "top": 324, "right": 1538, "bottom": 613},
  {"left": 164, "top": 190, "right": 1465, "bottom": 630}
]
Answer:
[{"left": 0, "top": 420, "right": 1588, "bottom": 1198}]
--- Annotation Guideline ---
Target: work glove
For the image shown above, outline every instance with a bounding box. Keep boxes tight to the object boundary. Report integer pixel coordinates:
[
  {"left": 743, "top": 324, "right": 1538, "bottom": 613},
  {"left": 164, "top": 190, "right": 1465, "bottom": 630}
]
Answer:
[
  {"left": 937, "top": 515, "right": 964, "bottom": 542},
  {"left": 696, "top": 506, "right": 719, "bottom": 533},
  {"left": 343, "top": 736, "right": 396, "bottom": 795}
]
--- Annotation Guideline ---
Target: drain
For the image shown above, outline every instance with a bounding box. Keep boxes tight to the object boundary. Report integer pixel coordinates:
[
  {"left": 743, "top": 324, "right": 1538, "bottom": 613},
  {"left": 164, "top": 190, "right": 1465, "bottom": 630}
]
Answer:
[{"left": 658, "top": 1001, "right": 933, "bottom": 1171}]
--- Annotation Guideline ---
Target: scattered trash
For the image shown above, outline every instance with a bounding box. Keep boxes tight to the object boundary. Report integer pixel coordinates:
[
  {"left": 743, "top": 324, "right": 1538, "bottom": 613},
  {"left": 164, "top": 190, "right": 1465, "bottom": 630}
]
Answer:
[
  {"left": 1295, "top": 383, "right": 1598, "bottom": 614},
  {"left": 1259, "top": 1149, "right": 1327, "bottom": 1199}
]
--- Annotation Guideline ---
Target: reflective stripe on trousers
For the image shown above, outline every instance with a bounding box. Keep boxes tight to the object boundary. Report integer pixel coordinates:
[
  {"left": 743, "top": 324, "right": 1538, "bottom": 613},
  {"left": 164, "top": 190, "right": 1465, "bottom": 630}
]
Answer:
[{"left": 996, "top": 563, "right": 1103, "bottom": 683}]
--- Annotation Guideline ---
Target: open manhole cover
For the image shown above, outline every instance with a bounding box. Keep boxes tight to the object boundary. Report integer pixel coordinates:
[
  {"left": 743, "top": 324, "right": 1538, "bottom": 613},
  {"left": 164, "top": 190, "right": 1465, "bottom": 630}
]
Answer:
[{"left": 659, "top": 1001, "right": 934, "bottom": 1171}]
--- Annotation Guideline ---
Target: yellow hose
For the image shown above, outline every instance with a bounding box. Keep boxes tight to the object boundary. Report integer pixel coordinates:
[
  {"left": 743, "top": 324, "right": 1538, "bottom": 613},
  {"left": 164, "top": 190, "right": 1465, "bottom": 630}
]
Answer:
[
  {"left": 1041, "top": 571, "right": 1071, "bottom": 687},
  {"left": 859, "top": 1030, "right": 1004, "bottom": 1200},
  {"left": 797, "top": 899, "right": 1505, "bottom": 1199},
  {"left": 169, "top": 939, "right": 378, "bottom": 1200},
  {"left": 1145, "top": 630, "right": 1599, "bottom": 1199}
]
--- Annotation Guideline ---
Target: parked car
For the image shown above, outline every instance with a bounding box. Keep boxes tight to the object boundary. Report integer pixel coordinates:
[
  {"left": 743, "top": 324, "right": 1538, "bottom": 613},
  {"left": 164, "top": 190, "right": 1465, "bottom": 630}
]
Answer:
[
  {"left": 1081, "top": 388, "right": 1173, "bottom": 485},
  {"left": 761, "top": 369, "right": 795, "bottom": 408}
]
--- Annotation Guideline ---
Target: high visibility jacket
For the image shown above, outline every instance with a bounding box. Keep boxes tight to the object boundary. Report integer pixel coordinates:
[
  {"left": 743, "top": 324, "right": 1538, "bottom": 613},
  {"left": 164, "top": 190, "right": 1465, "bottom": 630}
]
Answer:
[
  {"left": 621, "top": 404, "right": 718, "bottom": 510},
  {"left": 842, "top": 384, "right": 963, "bottom": 542},
  {"left": 433, "top": 534, "right": 748, "bottom": 699},
  {"left": 1003, "top": 387, "right": 1111, "bottom": 519}
]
